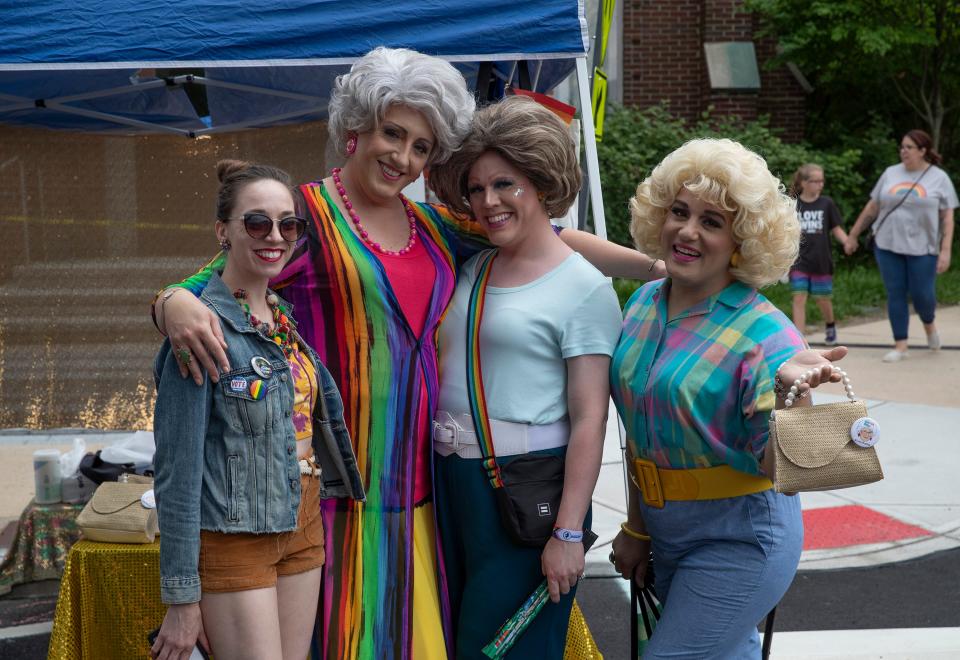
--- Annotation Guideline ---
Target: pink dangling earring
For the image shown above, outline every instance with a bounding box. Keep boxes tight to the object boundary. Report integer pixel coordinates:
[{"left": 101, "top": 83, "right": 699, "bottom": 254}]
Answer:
[{"left": 345, "top": 134, "right": 358, "bottom": 156}]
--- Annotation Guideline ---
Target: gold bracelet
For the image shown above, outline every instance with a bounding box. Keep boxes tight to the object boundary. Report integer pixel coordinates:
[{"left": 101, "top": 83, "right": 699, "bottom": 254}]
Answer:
[{"left": 620, "top": 522, "right": 651, "bottom": 541}]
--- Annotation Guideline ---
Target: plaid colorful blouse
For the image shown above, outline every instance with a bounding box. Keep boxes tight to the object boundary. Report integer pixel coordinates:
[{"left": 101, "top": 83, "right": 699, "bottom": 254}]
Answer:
[{"left": 610, "top": 279, "right": 807, "bottom": 476}]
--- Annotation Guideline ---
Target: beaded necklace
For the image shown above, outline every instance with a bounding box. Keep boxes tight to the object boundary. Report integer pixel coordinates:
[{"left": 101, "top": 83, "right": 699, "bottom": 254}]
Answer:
[
  {"left": 331, "top": 167, "right": 418, "bottom": 255},
  {"left": 234, "top": 289, "right": 295, "bottom": 359}
]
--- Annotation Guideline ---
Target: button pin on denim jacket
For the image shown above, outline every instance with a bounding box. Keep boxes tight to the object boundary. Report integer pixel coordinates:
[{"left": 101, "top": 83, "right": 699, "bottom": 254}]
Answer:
[
  {"left": 249, "top": 379, "right": 266, "bottom": 400},
  {"left": 251, "top": 356, "right": 273, "bottom": 379}
]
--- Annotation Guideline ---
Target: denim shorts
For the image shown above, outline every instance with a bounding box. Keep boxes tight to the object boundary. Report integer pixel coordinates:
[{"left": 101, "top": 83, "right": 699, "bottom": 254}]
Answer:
[{"left": 198, "top": 474, "right": 325, "bottom": 593}]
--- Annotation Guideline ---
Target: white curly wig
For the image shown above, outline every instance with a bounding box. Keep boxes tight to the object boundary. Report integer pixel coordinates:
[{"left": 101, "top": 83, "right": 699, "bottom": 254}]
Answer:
[{"left": 327, "top": 47, "right": 476, "bottom": 166}]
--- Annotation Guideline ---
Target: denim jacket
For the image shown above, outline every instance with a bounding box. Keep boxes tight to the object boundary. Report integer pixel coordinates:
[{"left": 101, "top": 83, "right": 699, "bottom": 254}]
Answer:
[{"left": 153, "top": 272, "right": 365, "bottom": 604}]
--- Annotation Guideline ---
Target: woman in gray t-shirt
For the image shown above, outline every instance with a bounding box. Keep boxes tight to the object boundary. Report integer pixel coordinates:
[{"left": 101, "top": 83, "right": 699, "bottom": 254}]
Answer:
[{"left": 845, "top": 129, "right": 957, "bottom": 362}]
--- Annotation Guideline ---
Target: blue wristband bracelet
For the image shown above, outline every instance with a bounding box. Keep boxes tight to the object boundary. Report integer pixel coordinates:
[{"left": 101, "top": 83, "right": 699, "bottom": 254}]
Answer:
[{"left": 552, "top": 527, "right": 584, "bottom": 543}]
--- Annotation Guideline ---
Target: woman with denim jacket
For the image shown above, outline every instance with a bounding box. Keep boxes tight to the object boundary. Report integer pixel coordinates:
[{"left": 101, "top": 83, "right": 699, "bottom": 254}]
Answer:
[{"left": 151, "top": 160, "right": 364, "bottom": 660}]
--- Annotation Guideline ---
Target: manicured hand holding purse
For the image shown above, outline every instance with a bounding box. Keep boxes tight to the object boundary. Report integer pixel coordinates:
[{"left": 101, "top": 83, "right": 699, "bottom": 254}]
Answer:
[{"left": 774, "top": 346, "right": 849, "bottom": 404}]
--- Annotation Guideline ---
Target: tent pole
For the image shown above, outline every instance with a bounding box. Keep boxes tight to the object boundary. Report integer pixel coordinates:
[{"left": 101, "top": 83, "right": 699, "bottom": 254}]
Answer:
[
  {"left": 575, "top": 57, "right": 606, "bottom": 240},
  {"left": 186, "top": 76, "right": 325, "bottom": 103},
  {"left": 43, "top": 103, "right": 192, "bottom": 136},
  {"left": 195, "top": 106, "right": 326, "bottom": 135}
]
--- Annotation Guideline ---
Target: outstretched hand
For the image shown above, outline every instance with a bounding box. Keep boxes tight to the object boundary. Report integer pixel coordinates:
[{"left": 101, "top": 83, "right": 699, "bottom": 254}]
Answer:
[{"left": 778, "top": 346, "right": 849, "bottom": 395}]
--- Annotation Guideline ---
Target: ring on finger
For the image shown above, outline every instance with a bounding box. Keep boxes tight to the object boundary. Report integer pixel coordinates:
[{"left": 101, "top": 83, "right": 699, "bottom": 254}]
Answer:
[{"left": 176, "top": 346, "right": 193, "bottom": 365}]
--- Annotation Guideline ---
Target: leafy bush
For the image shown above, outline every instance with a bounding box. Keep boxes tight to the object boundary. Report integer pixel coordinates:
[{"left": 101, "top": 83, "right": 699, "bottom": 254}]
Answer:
[
  {"left": 599, "top": 105, "right": 960, "bottom": 323},
  {"left": 597, "top": 104, "right": 866, "bottom": 248}
]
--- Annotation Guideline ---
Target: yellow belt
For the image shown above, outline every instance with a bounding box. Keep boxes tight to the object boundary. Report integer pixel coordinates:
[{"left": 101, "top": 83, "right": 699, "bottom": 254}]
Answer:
[{"left": 632, "top": 458, "right": 772, "bottom": 508}]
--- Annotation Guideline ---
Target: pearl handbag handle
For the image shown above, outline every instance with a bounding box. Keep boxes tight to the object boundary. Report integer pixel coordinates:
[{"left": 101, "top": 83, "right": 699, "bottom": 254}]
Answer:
[{"left": 783, "top": 367, "right": 855, "bottom": 408}]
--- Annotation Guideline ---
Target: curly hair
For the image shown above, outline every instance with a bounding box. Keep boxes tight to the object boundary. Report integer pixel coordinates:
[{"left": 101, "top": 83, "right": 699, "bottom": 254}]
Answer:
[
  {"left": 428, "top": 96, "right": 581, "bottom": 218},
  {"left": 630, "top": 138, "right": 800, "bottom": 288},
  {"left": 327, "top": 47, "right": 475, "bottom": 166}
]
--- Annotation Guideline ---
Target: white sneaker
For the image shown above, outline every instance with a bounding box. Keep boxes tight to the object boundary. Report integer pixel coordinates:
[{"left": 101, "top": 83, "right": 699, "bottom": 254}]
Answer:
[
  {"left": 882, "top": 349, "right": 909, "bottom": 363},
  {"left": 927, "top": 331, "right": 942, "bottom": 351}
]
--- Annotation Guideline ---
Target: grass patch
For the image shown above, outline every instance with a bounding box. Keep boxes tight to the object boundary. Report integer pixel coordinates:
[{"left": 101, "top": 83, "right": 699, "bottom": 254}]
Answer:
[{"left": 614, "top": 262, "right": 960, "bottom": 325}]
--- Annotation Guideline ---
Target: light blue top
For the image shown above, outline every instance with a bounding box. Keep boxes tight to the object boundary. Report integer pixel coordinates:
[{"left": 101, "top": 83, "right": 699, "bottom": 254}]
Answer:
[{"left": 438, "top": 250, "right": 622, "bottom": 425}]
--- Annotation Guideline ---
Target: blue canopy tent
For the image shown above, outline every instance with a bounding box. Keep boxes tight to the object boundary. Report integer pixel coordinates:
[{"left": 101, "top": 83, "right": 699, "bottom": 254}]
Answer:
[{"left": 0, "top": 0, "right": 608, "bottom": 236}]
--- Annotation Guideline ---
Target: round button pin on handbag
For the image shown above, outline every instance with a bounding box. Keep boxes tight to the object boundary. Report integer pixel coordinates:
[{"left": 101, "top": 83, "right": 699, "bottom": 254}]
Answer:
[
  {"left": 251, "top": 356, "right": 273, "bottom": 379},
  {"left": 140, "top": 489, "right": 156, "bottom": 509},
  {"left": 850, "top": 417, "right": 880, "bottom": 448}
]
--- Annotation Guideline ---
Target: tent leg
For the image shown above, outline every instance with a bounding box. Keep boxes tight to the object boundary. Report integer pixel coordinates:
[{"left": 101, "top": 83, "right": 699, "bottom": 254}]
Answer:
[{"left": 575, "top": 57, "right": 606, "bottom": 240}]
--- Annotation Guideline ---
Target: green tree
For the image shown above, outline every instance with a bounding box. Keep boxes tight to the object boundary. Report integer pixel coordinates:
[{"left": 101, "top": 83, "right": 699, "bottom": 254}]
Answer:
[{"left": 747, "top": 0, "right": 960, "bottom": 152}]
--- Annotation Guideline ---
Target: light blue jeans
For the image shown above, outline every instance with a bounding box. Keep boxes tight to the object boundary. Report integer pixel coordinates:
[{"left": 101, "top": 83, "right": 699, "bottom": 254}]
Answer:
[{"left": 641, "top": 489, "right": 803, "bottom": 659}]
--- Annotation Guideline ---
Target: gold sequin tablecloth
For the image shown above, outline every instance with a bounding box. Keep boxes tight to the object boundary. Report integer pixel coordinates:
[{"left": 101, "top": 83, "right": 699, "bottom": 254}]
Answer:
[
  {"left": 566, "top": 600, "right": 603, "bottom": 659},
  {"left": 48, "top": 539, "right": 165, "bottom": 660},
  {"left": 0, "top": 500, "right": 84, "bottom": 596}
]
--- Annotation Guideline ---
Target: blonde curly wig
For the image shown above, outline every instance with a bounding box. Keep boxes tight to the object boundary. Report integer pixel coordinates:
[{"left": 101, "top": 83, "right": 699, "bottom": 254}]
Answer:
[{"left": 629, "top": 138, "right": 800, "bottom": 288}]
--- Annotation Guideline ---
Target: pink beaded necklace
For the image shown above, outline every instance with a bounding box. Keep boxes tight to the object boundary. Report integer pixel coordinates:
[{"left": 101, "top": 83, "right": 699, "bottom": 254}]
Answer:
[{"left": 331, "top": 167, "right": 418, "bottom": 256}]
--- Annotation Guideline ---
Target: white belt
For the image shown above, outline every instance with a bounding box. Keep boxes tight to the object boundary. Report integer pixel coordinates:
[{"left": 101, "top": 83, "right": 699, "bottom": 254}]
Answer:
[
  {"left": 432, "top": 410, "right": 569, "bottom": 459},
  {"left": 298, "top": 458, "right": 321, "bottom": 477}
]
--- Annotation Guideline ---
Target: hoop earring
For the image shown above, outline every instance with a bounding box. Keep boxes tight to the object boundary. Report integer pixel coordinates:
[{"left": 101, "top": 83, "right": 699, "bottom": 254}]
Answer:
[
  {"left": 345, "top": 134, "right": 358, "bottom": 156},
  {"left": 220, "top": 239, "right": 231, "bottom": 251},
  {"left": 537, "top": 191, "right": 545, "bottom": 203}
]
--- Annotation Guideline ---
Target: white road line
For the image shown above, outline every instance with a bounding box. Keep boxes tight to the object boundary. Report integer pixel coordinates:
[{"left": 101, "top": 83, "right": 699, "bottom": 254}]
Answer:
[
  {"left": 767, "top": 627, "right": 960, "bottom": 658},
  {"left": 0, "top": 620, "right": 53, "bottom": 640}
]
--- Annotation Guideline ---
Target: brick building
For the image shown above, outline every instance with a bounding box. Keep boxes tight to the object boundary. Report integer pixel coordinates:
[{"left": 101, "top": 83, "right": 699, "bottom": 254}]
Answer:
[{"left": 619, "top": 0, "right": 807, "bottom": 141}]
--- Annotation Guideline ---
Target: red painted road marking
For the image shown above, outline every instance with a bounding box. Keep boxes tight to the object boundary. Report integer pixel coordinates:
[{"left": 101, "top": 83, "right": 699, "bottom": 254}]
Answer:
[{"left": 802, "top": 505, "right": 933, "bottom": 551}]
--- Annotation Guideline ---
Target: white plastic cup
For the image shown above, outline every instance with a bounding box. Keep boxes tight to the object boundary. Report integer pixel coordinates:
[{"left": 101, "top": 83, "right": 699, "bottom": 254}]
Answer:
[{"left": 33, "top": 449, "right": 62, "bottom": 504}]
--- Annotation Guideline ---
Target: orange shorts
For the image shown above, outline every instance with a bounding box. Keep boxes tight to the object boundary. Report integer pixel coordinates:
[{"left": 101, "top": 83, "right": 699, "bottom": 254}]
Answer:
[{"left": 198, "top": 474, "right": 324, "bottom": 593}]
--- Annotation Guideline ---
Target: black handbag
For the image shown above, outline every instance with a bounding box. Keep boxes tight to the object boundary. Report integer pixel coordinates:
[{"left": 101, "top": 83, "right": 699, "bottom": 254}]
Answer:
[
  {"left": 465, "top": 250, "right": 595, "bottom": 548},
  {"left": 79, "top": 450, "right": 137, "bottom": 485}
]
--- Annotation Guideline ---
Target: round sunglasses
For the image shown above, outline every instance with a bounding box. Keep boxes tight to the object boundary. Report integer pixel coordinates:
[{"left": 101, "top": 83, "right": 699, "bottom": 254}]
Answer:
[{"left": 226, "top": 213, "right": 308, "bottom": 242}]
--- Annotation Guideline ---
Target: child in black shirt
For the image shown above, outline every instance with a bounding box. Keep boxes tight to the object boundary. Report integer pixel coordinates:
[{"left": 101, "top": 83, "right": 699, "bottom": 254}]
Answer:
[{"left": 789, "top": 164, "right": 849, "bottom": 344}]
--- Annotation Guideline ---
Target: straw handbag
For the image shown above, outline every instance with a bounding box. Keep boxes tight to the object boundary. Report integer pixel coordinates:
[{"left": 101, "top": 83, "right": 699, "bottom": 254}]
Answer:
[
  {"left": 771, "top": 367, "right": 883, "bottom": 493},
  {"left": 77, "top": 476, "right": 159, "bottom": 543}
]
